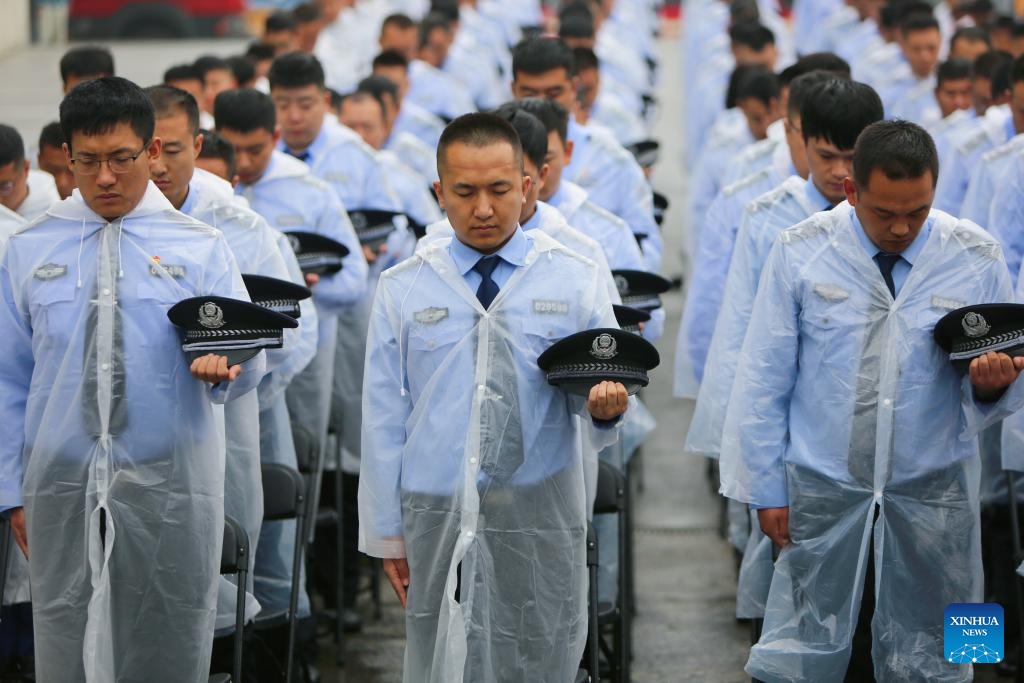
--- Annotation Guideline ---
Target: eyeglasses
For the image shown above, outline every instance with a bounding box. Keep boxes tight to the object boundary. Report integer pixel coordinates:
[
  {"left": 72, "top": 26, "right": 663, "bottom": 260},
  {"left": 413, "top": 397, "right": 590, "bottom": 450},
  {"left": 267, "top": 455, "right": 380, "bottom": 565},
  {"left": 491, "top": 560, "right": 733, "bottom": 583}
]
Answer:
[{"left": 70, "top": 143, "right": 149, "bottom": 175}]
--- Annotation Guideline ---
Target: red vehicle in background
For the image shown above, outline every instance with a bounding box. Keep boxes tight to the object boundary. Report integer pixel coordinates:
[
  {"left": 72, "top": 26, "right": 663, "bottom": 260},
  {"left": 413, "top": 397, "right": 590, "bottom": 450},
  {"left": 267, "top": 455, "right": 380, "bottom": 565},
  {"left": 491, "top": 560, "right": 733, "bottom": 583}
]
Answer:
[{"left": 69, "top": 0, "right": 248, "bottom": 39}]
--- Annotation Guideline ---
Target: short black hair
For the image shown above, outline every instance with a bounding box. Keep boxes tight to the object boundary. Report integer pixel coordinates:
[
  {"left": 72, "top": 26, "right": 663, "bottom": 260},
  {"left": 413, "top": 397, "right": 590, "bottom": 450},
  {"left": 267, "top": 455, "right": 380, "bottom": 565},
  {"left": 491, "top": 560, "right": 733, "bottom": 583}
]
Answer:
[
  {"left": 428, "top": 1, "right": 459, "bottom": 23},
  {"left": 732, "top": 66, "right": 780, "bottom": 107},
  {"left": 344, "top": 90, "right": 388, "bottom": 120},
  {"left": 358, "top": 75, "right": 400, "bottom": 107},
  {"left": 559, "top": 11, "right": 595, "bottom": 41},
  {"left": 145, "top": 84, "right": 201, "bottom": 136},
  {"left": 246, "top": 41, "right": 276, "bottom": 62},
  {"left": 515, "top": 97, "right": 569, "bottom": 143},
  {"left": 60, "top": 46, "right": 114, "bottom": 85},
  {"left": 193, "top": 55, "right": 232, "bottom": 83},
  {"left": 801, "top": 79, "right": 884, "bottom": 150},
  {"left": 729, "top": 0, "right": 760, "bottom": 25},
  {"left": 725, "top": 64, "right": 758, "bottom": 108},
  {"left": 1013, "top": 54, "right": 1024, "bottom": 85},
  {"left": 198, "top": 129, "right": 237, "bottom": 178},
  {"left": 852, "top": 120, "right": 939, "bottom": 189},
  {"left": 571, "top": 46, "right": 599, "bottom": 72},
  {"left": 164, "top": 63, "right": 202, "bottom": 84},
  {"left": 512, "top": 37, "right": 576, "bottom": 79},
  {"left": 292, "top": 2, "right": 322, "bottom": 25},
  {"left": 381, "top": 13, "right": 416, "bottom": 32},
  {"left": 372, "top": 49, "right": 409, "bottom": 71},
  {"left": 265, "top": 10, "right": 296, "bottom": 33},
  {"left": 884, "top": 1, "right": 932, "bottom": 27},
  {"left": 899, "top": 12, "right": 941, "bottom": 36},
  {"left": 226, "top": 55, "right": 256, "bottom": 87},
  {"left": 491, "top": 104, "right": 548, "bottom": 170},
  {"left": 936, "top": 58, "right": 973, "bottom": 86},
  {"left": 951, "top": 25, "right": 992, "bottom": 51},
  {"left": 786, "top": 70, "right": 841, "bottom": 117},
  {"left": 728, "top": 21, "right": 775, "bottom": 51},
  {"left": 268, "top": 51, "right": 325, "bottom": 90},
  {"left": 418, "top": 13, "right": 453, "bottom": 50},
  {"left": 992, "top": 57, "right": 1014, "bottom": 97},
  {"left": 778, "top": 52, "right": 851, "bottom": 86},
  {"left": 38, "top": 121, "right": 65, "bottom": 151},
  {"left": 974, "top": 49, "right": 1013, "bottom": 80},
  {"left": 59, "top": 76, "right": 154, "bottom": 153},
  {"left": 0, "top": 125, "right": 25, "bottom": 168},
  {"left": 437, "top": 112, "right": 524, "bottom": 175},
  {"left": 215, "top": 88, "right": 276, "bottom": 134}
]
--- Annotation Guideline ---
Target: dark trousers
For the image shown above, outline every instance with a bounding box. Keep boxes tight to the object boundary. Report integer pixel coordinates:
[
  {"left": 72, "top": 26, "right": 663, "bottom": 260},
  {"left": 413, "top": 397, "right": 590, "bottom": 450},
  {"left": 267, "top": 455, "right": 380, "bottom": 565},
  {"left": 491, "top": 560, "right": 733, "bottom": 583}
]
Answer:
[
  {"left": 309, "top": 471, "right": 361, "bottom": 609},
  {"left": 844, "top": 505, "right": 879, "bottom": 683}
]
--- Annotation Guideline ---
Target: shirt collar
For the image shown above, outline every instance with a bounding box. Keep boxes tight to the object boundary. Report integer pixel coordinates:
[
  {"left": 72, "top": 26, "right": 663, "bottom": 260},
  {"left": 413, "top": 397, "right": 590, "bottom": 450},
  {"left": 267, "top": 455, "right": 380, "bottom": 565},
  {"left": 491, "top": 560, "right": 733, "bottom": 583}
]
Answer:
[
  {"left": 281, "top": 120, "right": 328, "bottom": 160},
  {"left": 803, "top": 178, "right": 832, "bottom": 211},
  {"left": 180, "top": 184, "right": 198, "bottom": 215},
  {"left": 1007, "top": 112, "right": 1019, "bottom": 139},
  {"left": 850, "top": 206, "right": 933, "bottom": 266},
  {"left": 449, "top": 225, "right": 529, "bottom": 275},
  {"left": 521, "top": 205, "right": 542, "bottom": 231}
]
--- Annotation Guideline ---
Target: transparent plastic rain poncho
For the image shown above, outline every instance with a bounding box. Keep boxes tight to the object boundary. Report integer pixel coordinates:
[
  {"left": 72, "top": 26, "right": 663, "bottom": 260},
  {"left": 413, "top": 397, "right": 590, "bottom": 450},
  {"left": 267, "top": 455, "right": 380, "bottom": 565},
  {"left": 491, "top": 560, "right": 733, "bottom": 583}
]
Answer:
[
  {"left": 674, "top": 162, "right": 791, "bottom": 400},
  {"left": 237, "top": 151, "right": 365, "bottom": 614},
  {"left": 687, "top": 176, "right": 818, "bottom": 457},
  {"left": 565, "top": 118, "right": 662, "bottom": 272},
  {"left": 334, "top": 220, "right": 419, "bottom": 476},
  {"left": 184, "top": 172, "right": 318, "bottom": 630},
  {"left": 0, "top": 184, "right": 265, "bottom": 682},
  {"left": 986, "top": 150, "right": 1024, "bottom": 279},
  {"left": 0, "top": 170, "right": 62, "bottom": 605},
  {"left": 719, "top": 207, "right": 1024, "bottom": 682},
  {"left": 359, "top": 231, "right": 621, "bottom": 683}
]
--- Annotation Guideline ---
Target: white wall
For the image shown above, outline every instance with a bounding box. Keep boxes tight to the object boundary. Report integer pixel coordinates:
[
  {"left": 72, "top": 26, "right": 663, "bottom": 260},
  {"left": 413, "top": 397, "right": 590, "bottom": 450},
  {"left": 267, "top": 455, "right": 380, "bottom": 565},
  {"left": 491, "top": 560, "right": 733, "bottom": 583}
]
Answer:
[{"left": 0, "top": 1, "right": 30, "bottom": 57}]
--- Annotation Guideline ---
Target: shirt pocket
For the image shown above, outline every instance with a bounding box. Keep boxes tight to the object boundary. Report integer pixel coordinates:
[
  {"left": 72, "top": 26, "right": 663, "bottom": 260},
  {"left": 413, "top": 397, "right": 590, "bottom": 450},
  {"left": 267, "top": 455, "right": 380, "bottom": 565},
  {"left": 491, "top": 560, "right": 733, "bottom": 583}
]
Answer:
[
  {"left": 519, "top": 315, "right": 573, "bottom": 358},
  {"left": 799, "top": 296, "right": 866, "bottom": 380},
  {"left": 406, "top": 322, "right": 468, "bottom": 394},
  {"left": 29, "top": 278, "right": 78, "bottom": 350},
  {"left": 131, "top": 276, "right": 189, "bottom": 349}
]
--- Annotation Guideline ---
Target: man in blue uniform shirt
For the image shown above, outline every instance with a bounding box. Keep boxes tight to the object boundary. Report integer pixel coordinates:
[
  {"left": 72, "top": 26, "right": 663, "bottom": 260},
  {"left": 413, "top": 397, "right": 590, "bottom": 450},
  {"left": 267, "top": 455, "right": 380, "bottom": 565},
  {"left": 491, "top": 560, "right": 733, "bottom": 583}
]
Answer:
[
  {"left": 360, "top": 113, "right": 628, "bottom": 683},
  {"left": 720, "top": 120, "right": 1024, "bottom": 682},
  {"left": 0, "top": 76, "right": 264, "bottom": 683}
]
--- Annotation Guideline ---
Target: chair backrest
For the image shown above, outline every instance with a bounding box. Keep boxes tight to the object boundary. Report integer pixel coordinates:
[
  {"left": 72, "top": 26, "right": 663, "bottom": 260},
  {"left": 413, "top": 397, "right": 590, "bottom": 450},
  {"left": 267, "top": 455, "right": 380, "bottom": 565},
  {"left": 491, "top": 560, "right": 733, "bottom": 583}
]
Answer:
[
  {"left": 290, "top": 423, "right": 319, "bottom": 476},
  {"left": 593, "top": 460, "right": 626, "bottom": 515},
  {"left": 221, "top": 515, "right": 250, "bottom": 575},
  {"left": 586, "top": 521, "right": 598, "bottom": 567},
  {"left": 262, "top": 463, "right": 306, "bottom": 521}
]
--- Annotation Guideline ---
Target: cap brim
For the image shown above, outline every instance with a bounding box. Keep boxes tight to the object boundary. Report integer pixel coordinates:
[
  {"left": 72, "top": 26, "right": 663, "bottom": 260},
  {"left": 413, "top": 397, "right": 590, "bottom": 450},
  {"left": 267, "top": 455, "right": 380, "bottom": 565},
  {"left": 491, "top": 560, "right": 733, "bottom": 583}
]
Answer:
[
  {"left": 188, "top": 347, "right": 264, "bottom": 366},
  {"left": 545, "top": 369, "right": 649, "bottom": 397}
]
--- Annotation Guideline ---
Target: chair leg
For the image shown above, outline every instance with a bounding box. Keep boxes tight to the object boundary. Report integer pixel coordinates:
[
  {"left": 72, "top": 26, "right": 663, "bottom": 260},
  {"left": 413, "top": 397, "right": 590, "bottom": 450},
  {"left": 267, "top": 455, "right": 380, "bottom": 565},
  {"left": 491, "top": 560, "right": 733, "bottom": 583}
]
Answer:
[
  {"left": 618, "top": 504, "right": 630, "bottom": 683},
  {"left": 233, "top": 567, "right": 246, "bottom": 683},
  {"left": 370, "top": 559, "right": 382, "bottom": 620},
  {"left": 286, "top": 512, "right": 305, "bottom": 683},
  {"left": 335, "top": 446, "right": 346, "bottom": 666}
]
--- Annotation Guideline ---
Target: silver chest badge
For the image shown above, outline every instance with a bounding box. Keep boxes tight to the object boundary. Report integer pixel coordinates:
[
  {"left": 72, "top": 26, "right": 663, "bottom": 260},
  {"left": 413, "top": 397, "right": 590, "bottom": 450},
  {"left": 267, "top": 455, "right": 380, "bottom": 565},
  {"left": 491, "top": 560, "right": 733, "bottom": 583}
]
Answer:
[
  {"left": 962, "top": 311, "right": 991, "bottom": 338},
  {"left": 199, "top": 301, "right": 225, "bottom": 329},
  {"left": 590, "top": 333, "right": 618, "bottom": 360}
]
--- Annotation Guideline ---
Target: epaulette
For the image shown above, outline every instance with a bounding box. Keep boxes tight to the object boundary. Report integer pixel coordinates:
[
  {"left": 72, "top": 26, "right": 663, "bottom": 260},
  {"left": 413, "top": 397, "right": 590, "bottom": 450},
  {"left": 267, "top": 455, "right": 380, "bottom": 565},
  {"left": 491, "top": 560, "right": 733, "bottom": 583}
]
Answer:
[
  {"left": 979, "top": 135, "right": 1024, "bottom": 165},
  {"left": 744, "top": 178, "right": 797, "bottom": 215},
  {"left": 778, "top": 216, "right": 828, "bottom": 244},
  {"left": 723, "top": 167, "right": 771, "bottom": 198}
]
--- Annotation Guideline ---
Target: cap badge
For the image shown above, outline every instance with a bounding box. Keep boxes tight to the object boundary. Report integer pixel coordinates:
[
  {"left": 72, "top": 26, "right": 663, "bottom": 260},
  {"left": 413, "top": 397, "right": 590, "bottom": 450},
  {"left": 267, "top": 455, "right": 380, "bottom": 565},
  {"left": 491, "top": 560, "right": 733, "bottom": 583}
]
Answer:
[
  {"left": 198, "top": 301, "right": 225, "bottom": 329},
  {"left": 287, "top": 234, "right": 302, "bottom": 253},
  {"left": 962, "top": 311, "right": 991, "bottom": 338},
  {"left": 590, "top": 333, "right": 618, "bottom": 360}
]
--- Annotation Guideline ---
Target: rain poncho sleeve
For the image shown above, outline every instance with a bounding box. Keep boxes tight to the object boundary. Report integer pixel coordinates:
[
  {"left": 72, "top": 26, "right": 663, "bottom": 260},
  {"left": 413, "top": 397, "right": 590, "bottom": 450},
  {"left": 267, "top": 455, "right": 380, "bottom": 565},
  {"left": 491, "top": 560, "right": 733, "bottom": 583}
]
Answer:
[
  {"left": 986, "top": 152, "right": 1024, "bottom": 280},
  {"left": 686, "top": 178, "right": 814, "bottom": 456}
]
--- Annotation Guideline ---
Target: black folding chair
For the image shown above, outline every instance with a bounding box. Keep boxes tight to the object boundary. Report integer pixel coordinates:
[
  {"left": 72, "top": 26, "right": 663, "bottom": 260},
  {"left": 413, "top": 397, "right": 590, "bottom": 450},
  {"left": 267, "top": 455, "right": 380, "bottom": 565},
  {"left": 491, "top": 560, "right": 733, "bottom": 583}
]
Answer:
[
  {"left": 253, "top": 464, "right": 306, "bottom": 683},
  {"left": 577, "top": 521, "right": 600, "bottom": 683},
  {"left": 1005, "top": 470, "right": 1024, "bottom": 683},
  {"left": 209, "top": 515, "right": 250, "bottom": 683},
  {"left": 595, "top": 460, "right": 631, "bottom": 683}
]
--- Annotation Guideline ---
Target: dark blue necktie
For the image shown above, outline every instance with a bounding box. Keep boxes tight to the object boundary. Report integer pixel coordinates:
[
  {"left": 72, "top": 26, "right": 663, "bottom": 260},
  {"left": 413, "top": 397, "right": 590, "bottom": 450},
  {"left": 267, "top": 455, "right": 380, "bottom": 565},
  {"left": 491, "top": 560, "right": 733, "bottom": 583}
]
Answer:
[
  {"left": 287, "top": 149, "right": 310, "bottom": 163},
  {"left": 473, "top": 255, "right": 500, "bottom": 309},
  {"left": 874, "top": 252, "right": 902, "bottom": 298}
]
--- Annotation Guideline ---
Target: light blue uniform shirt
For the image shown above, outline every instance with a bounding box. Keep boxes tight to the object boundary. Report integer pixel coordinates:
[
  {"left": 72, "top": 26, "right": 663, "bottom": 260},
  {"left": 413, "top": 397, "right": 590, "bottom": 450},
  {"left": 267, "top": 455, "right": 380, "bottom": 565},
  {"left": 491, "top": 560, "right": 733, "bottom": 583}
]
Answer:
[{"left": 447, "top": 225, "right": 530, "bottom": 293}]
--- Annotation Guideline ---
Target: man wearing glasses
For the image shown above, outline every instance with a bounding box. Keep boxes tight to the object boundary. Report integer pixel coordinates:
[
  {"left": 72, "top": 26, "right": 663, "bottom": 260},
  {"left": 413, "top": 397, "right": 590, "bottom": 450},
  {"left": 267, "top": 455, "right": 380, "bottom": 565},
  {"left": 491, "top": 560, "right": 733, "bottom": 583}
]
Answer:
[
  {"left": 0, "top": 124, "right": 60, "bottom": 245},
  {"left": 0, "top": 76, "right": 265, "bottom": 682}
]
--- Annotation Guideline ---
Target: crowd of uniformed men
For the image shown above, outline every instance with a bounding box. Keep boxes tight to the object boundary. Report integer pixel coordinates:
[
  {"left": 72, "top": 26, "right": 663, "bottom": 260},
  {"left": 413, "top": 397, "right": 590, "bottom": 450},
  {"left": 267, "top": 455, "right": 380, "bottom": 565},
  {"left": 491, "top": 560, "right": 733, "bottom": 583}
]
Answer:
[{"left": 4, "top": 0, "right": 1024, "bottom": 681}]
